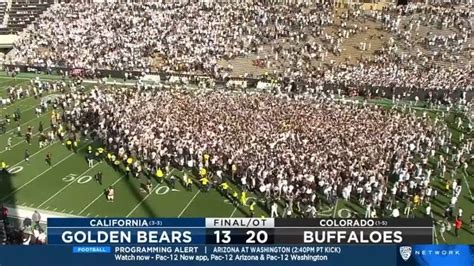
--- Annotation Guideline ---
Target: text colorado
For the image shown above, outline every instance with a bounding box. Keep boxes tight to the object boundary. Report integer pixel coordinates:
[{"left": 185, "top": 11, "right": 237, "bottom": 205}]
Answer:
[{"left": 319, "top": 219, "right": 375, "bottom": 227}]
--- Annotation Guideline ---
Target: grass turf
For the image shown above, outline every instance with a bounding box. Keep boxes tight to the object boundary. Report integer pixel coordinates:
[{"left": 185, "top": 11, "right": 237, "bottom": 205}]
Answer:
[
  {"left": 0, "top": 73, "right": 268, "bottom": 220},
  {"left": 0, "top": 73, "right": 472, "bottom": 245}
]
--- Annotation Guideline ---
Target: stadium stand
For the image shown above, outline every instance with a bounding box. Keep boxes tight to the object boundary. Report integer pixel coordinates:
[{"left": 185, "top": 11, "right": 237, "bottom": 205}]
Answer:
[
  {"left": 2, "top": 0, "right": 54, "bottom": 35},
  {"left": 4, "top": 1, "right": 470, "bottom": 103},
  {"left": 0, "top": 2, "right": 7, "bottom": 29}
]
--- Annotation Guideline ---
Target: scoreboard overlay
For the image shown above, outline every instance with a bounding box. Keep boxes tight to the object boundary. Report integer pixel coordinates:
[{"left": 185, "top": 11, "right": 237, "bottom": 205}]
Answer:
[
  {"left": 47, "top": 218, "right": 433, "bottom": 245},
  {"left": 1, "top": 218, "right": 472, "bottom": 266}
]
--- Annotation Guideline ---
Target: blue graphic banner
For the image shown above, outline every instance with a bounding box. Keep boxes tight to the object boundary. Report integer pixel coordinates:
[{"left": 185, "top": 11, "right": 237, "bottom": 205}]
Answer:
[
  {"left": 47, "top": 218, "right": 207, "bottom": 245},
  {"left": 0, "top": 245, "right": 471, "bottom": 266},
  {"left": 37, "top": 219, "right": 472, "bottom": 266},
  {"left": 47, "top": 228, "right": 205, "bottom": 245},
  {"left": 398, "top": 245, "right": 473, "bottom": 266},
  {"left": 47, "top": 218, "right": 205, "bottom": 227}
]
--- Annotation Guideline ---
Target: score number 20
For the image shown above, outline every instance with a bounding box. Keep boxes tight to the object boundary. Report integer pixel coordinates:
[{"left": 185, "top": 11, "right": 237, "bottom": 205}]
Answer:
[{"left": 214, "top": 230, "right": 269, "bottom": 244}]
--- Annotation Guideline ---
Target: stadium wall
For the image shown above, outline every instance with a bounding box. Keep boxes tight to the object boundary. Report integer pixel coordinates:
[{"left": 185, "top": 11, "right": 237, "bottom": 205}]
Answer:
[
  {"left": 87, "top": 0, "right": 339, "bottom": 4},
  {"left": 4, "top": 204, "right": 80, "bottom": 225},
  {"left": 0, "top": 35, "right": 17, "bottom": 48},
  {"left": 3, "top": 64, "right": 472, "bottom": 102}
]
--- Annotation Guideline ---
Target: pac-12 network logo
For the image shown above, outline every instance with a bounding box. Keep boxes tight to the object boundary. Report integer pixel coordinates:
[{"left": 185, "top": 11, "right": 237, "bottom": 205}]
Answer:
[{"left": 399, "top": 246, "right": 412, "bottom": 261}]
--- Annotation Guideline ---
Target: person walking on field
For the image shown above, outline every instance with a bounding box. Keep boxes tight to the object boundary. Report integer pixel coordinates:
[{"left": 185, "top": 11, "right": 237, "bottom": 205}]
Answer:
[
  {"left": 45, "top": 152, "right": 52, "bottom": 167},
  {"left": 454, "top": 216, "right": 462, "bottom": 238},
  {"left": 95, "top": 171, "right": 103, "bottom": 185},
  {"left": 24, "top": 149, "right": 30, "bottom": 163},
  {"left": 439, "top": 222, "right": 446, "bottom": 242}
]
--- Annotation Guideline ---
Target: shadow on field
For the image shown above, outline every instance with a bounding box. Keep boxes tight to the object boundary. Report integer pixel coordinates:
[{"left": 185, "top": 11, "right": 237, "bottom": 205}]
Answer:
[
  {"left": 75, "top": 141, "right": 159, "bottom": 218},
  {"left": 0, "top": 144, "right": 18, "bottom": 245},
  {"left": 123, "top": 176, "right": 158, "bottom": 217},
  {"left": 0, "top": 168, "right": 16, "bottom": 206}
]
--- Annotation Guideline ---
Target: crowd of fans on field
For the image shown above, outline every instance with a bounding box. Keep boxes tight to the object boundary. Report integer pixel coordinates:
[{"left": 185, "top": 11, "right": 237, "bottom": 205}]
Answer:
[
  {"left": 0, "top": 77, "right": 471, "bottom": 242},
  {"left": 55, "top": 84, "right": 471, "bottom": 225}
]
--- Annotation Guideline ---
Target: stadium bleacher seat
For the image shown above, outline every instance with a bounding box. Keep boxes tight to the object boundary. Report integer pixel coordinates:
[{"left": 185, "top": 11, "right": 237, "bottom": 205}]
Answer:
[
  {"left": 0, "top": 2, "right": 7, "bottom": 29},
  {"left": 0, "top": 0, "right": 58, "bottom": 34}
]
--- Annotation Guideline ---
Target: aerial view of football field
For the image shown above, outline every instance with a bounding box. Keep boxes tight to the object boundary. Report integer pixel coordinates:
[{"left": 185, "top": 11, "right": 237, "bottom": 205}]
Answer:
[
  {"left": 0, "top": 73, "right": 274, "bottom": 219},
  {"left": 0, "top": 72, "right": 472, "bottom": 244}
]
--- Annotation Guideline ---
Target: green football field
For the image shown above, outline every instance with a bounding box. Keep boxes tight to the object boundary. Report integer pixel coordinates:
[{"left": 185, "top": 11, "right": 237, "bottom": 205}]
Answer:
[{"left": 0, "top": 73, "right": 472, "bottom": 244}]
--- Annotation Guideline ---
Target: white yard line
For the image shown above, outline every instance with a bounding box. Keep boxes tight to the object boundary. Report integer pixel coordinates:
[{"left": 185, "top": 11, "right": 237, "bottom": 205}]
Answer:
[
  {"left": 3, "top": 112, "right": 47, "bottom": 135},
  {"left": 125, "top": 186, "right": 160, "bottom": 218},
  {"left": 1, "top": 143, "right": 89, "bottom": 201},
  {"left": 125, "top": 173, "right": 173, "bottom": 217},
  {"left": 21, "top": 105, "right": 37, "bottom": 114},
  {"left": 461, "top": 171, "right": 473, "bottom": 201},
  {"left": 178, "top": 190, "right": 201, "bottom": 218},
  {"left": 230, "top": 207, "right": 238, "bottom": 218},
  {"left": 37, "top": 163, "right": 101, "bottom": 208},
  {"left": 4, "top": 105, "right": 37, "bottom": 115},
  {"left": 0, "top": 94, "right": 34, "bottom": 110},
  {"left": 332, "top": 199, "right": 339, "bottom": 218},
  {"left": 78, "top": 175, "right": 125, "bottom": 215},
  {"left": 2, "top": 141, "right": 58, "bottom": 172},
  {"left": 0, "top": 126, "right": 51, "bottom": 154}
]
